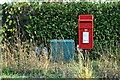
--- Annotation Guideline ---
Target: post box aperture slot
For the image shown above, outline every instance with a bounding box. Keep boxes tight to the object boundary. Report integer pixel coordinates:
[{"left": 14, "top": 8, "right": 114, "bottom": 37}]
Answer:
[
  {"left": 80, "top": 21, "right": 92, "bottom": 28},
  {"left": 80, "top": 21, "right": 92, "bottom": 23}
]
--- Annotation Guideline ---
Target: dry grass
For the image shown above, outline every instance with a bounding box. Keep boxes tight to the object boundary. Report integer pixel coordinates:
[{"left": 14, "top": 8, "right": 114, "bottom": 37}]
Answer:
[{"left": 1, "top": 40, "right": 120, "bottom": 78}]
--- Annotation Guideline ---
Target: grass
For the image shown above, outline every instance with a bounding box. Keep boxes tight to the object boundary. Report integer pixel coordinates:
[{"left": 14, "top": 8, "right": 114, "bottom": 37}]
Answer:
[
  {"left": 1, "top": 49, "right": 120, "bottom": 78},
  {"left": 1, "top": 73, "right": 26, "bottom": 78},
  {"left": 0, "top": 35, "right": 120, "bottom": 78}
]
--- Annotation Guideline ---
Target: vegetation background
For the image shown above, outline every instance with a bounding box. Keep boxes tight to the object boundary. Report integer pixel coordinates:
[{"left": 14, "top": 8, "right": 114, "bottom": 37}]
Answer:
[{"left": 0, "top": 1, "right": 120, "bottom": 78}]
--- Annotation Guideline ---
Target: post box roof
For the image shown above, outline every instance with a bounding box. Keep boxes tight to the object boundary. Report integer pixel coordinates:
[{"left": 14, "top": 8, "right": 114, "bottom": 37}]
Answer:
[{"left": 79, "top": 15, "right": 93, "bottom": 21}]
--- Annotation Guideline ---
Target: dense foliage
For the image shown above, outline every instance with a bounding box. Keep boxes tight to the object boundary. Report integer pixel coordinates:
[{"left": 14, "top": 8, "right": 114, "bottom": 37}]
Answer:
[{"left": 2, "top": 2, "right": 120, "bottom": 56}]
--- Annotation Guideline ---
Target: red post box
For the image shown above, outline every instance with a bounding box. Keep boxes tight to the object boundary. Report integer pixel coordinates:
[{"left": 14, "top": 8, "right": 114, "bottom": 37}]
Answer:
[{"left": 78, "top": 15, "right": 93, "bottom": 49}]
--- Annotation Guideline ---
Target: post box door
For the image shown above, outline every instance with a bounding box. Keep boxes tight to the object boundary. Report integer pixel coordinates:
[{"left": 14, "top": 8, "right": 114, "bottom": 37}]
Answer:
[{"left": 79, "top": 28, "right": 93, "bottom": 49}]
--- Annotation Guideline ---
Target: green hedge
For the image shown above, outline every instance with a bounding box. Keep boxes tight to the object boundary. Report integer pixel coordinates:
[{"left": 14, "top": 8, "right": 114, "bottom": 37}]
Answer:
[{"left": 2, "top": 2, "right": 120, "bottom": 54}]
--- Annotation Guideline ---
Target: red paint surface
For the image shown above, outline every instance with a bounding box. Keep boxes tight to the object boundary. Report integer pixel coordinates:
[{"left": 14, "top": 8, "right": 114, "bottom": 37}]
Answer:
[{"left": 78, "top": 15, "right": 94, "bottom": 49}]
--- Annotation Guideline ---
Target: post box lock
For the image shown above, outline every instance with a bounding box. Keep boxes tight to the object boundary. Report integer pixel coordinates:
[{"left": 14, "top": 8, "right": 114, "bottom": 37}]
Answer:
[
  {"left": 78, "top": 15, "right": 94, "bottom": 49},
  {"left": 84, "top": 29, "right": 88, "bottom": 31}
]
